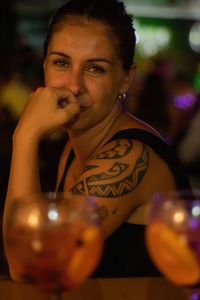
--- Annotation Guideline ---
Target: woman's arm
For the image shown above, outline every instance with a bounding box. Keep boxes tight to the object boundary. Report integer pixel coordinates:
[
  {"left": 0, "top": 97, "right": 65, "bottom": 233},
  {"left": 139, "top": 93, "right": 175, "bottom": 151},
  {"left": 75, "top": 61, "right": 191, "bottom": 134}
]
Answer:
[
  {"left": 3, "top": 87, "right": 79, "bottom": 231},
  {"left": 71, "top": 136, "right": 176, "bottom": 239},
  {"left": 3, "top": 86, "right": 80, "bottom": 281},
  {"left": 71, "top": 138, "right": 151, "bottom": 238}
]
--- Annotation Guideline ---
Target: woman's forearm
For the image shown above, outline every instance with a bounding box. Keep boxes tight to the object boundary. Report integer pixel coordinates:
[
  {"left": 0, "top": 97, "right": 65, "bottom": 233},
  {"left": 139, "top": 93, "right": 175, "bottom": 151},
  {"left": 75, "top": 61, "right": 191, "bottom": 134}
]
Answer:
[{"left": 3, "top": 131, "right": 41, "bottom": 228}]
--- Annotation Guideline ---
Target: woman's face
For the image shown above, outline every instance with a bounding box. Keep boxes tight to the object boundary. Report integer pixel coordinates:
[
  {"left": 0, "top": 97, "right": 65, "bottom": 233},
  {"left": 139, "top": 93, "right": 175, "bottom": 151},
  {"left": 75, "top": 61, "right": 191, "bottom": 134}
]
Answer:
[{"left": 43, "top": 17, "right": 132, "bottom": 131}]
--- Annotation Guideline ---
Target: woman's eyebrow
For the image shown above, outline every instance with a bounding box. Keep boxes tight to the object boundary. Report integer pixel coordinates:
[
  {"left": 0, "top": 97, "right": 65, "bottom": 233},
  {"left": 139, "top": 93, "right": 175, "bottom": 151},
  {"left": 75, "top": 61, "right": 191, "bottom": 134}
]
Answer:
[
  {"left": 87, "top": 58, "right": 113, "bottom": 66},
  {"left": 48, "top": 51, "right": 69, "bottom": 58},
  {"left": 48, "top": 51, "right": 113, "bottom": 65}
]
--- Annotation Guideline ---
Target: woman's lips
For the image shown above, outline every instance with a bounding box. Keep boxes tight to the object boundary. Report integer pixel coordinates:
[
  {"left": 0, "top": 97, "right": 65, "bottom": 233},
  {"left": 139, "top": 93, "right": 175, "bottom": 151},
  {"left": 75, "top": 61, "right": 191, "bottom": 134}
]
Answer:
[{"left": 80, "top": 106, "right": 88, "bottom": 112}]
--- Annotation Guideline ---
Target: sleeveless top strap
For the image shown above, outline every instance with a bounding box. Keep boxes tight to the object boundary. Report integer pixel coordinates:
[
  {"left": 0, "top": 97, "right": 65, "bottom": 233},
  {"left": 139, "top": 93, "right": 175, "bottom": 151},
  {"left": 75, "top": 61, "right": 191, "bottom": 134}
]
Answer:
[
  {"left": 57, "top": 148, "right": 75, "bottom": 192},
  {"left": 57, "top": 128, "right": 191, "bottom": 192},
  {"left": 106, "top": 128, "right": 191, "bottom": 189}
]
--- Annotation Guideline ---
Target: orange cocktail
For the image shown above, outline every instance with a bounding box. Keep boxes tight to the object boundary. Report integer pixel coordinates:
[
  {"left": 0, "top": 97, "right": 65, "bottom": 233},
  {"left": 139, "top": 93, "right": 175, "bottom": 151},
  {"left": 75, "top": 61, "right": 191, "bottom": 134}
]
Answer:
[
  {"left": 145, "top": 190, "right": 200, "bottom": 296},
  {"left": 4, "top": 193, "right": 103, "bottom": 294}
]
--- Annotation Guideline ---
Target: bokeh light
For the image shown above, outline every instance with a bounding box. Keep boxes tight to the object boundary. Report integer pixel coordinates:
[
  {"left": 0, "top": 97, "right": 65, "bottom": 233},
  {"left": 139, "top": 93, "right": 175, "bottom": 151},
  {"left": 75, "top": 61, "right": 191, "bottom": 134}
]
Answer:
[
  {"left": 189, "top": 21, "right": 200, "bottom": 53},
  {"left": 135, "top": 22, "right": 171, "bottom": 57}
]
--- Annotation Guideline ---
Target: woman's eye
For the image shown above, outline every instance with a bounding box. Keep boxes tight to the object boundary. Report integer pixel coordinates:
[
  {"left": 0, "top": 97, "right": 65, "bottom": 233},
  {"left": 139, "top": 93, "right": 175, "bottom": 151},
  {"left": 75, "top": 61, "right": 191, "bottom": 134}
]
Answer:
[
  {"left": 53, "top": 59, "right": 69, "bottom": 68},
  {"left": 87, "top": 65, "right": 105, "bottom": 74}
]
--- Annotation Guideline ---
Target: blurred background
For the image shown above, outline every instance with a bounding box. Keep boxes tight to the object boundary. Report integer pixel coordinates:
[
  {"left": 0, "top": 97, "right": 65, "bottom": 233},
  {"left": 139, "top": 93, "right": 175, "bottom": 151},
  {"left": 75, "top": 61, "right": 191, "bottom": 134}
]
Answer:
[
  {"left": 0, "top": 0, "right": 200, "bottom": 276},
  {"left": 0, "top": 0, "right": 200, "bottom": 221}
]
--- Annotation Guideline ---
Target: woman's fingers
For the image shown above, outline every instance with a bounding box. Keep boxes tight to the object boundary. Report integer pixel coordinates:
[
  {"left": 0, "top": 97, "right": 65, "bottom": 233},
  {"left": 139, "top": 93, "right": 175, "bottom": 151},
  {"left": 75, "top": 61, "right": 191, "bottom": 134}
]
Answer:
[
  {"left": 57, "top": 101, "right": 80, "bottom": 125},
  {"left": 16, "top": 87, "right": 81, "bottom": 139},
  {"left": 49, "top": 87, "right": 80, "bottom": 124}
]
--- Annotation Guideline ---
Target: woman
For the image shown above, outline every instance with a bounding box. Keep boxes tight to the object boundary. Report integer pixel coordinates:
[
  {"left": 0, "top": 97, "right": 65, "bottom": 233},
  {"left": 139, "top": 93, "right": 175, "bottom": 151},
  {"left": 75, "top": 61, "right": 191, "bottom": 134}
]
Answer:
[{"left": 3, "top": 0, "right": 190, "bottom": 278}]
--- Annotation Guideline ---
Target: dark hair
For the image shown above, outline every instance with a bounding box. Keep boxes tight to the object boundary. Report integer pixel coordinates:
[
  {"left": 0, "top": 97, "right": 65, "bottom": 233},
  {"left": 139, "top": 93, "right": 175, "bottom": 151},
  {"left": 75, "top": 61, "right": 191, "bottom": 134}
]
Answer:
[{"left": 43, "top": 0, "right": 136, "bottom": 71}]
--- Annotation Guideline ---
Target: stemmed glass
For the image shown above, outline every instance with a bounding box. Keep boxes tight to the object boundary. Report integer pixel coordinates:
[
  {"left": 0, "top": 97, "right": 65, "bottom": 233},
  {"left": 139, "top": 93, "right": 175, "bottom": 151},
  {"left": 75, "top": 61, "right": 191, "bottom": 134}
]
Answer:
[
  {"left": 145, "top": 190, "right": 200, "bottom": 299},
  {"left": 4, "top": 192, "right": 103, "bottom": 299}
]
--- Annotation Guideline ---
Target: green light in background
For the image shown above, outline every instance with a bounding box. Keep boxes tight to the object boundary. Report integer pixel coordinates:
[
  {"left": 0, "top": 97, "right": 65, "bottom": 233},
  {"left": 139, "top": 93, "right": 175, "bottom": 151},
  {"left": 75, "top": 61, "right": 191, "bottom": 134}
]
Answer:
[
  {"left": 135, "top": 21, "right": 171, "bottom": 57},
  {"left": 194, "top": 63, "right": 200, "bottom": 92}
]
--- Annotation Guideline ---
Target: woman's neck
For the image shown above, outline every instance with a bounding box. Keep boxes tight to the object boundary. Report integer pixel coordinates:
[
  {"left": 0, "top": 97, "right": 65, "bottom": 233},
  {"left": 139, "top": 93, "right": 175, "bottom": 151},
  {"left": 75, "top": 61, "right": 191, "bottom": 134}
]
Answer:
[{"left": 67, "top": 109, "right": 123, "bottom": 163}]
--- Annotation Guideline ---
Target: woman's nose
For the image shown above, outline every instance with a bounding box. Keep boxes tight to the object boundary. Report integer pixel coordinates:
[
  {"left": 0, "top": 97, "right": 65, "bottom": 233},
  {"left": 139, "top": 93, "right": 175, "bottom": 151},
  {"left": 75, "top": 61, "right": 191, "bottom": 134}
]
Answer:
[{"left": 67, "top": 69, "right": 84, "bottom": 96}]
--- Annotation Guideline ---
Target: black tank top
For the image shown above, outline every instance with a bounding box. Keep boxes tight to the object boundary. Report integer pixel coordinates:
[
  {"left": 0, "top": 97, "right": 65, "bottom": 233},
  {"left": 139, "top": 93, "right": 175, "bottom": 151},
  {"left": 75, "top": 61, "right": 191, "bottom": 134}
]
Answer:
[{"left": 57, "top": 128, "right": 191, "bottom": 277}]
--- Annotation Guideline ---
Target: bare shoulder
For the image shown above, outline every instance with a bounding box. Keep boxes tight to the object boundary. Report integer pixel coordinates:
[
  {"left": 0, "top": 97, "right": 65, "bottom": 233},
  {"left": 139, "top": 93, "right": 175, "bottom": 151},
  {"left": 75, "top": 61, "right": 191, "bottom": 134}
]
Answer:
[
  {"left": 71, "top": 136, "right": 150, "bottom": 237},
  {"left": 72, "top": 129, "right": 175, "bottom": 199},
  {"left": 71, "top": 129, "right": 175, "bottom": 236},
  {"left": 72, "top": 136, "right": 149, "bottom": 199}
]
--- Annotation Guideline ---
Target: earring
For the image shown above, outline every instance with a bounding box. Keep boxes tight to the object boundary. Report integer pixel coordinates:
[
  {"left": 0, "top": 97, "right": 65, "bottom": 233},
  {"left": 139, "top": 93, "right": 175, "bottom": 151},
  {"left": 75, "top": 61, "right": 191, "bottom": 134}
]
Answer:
[
  {"left": 118, "top": 92, "right": 127, "bottom": 110},
  {"left": 118, "top": 92, "right": 127, "bottom": 102}
]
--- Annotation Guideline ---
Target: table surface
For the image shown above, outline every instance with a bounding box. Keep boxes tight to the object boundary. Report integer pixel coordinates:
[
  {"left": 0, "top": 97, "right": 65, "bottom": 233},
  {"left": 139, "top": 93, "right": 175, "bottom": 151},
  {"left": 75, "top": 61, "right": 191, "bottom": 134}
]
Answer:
[{"left": 0, "top": 275, "right": 187, "bottom": 300}]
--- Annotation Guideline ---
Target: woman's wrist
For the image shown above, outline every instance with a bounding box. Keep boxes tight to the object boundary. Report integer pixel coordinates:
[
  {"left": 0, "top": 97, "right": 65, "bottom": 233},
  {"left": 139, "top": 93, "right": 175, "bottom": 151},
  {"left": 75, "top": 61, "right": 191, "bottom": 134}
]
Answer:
[{"left": 13, "top": 122, "right": 42, "bottom": 146}]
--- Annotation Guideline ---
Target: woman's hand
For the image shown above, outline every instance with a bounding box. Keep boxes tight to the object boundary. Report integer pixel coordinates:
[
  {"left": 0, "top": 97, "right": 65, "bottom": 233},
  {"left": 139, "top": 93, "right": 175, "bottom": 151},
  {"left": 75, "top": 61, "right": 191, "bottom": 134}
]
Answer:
[{"left": 14, "top": 87, "right": 80, "bottom": 142}]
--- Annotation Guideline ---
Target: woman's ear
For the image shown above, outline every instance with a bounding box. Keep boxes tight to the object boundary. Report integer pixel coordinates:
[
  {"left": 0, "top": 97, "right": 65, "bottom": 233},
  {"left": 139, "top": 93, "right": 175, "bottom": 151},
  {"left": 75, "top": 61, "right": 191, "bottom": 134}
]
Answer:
[
  {"left": 43, "top": 59, "right": 46, "bottom": 72},
  {"left": 122, "top": 63, "right": 137, "bottom": 93}
]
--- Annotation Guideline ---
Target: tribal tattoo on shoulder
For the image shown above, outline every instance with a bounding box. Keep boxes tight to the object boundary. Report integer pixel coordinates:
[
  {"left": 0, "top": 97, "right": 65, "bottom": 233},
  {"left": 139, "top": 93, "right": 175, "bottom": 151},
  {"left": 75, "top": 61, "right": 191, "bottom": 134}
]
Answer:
[
  {"left": 72, "top": 139, "right": 149, "bottom": 198},
  {"left": 91, "top": 139, "right": 133, "bottom": 159}
]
